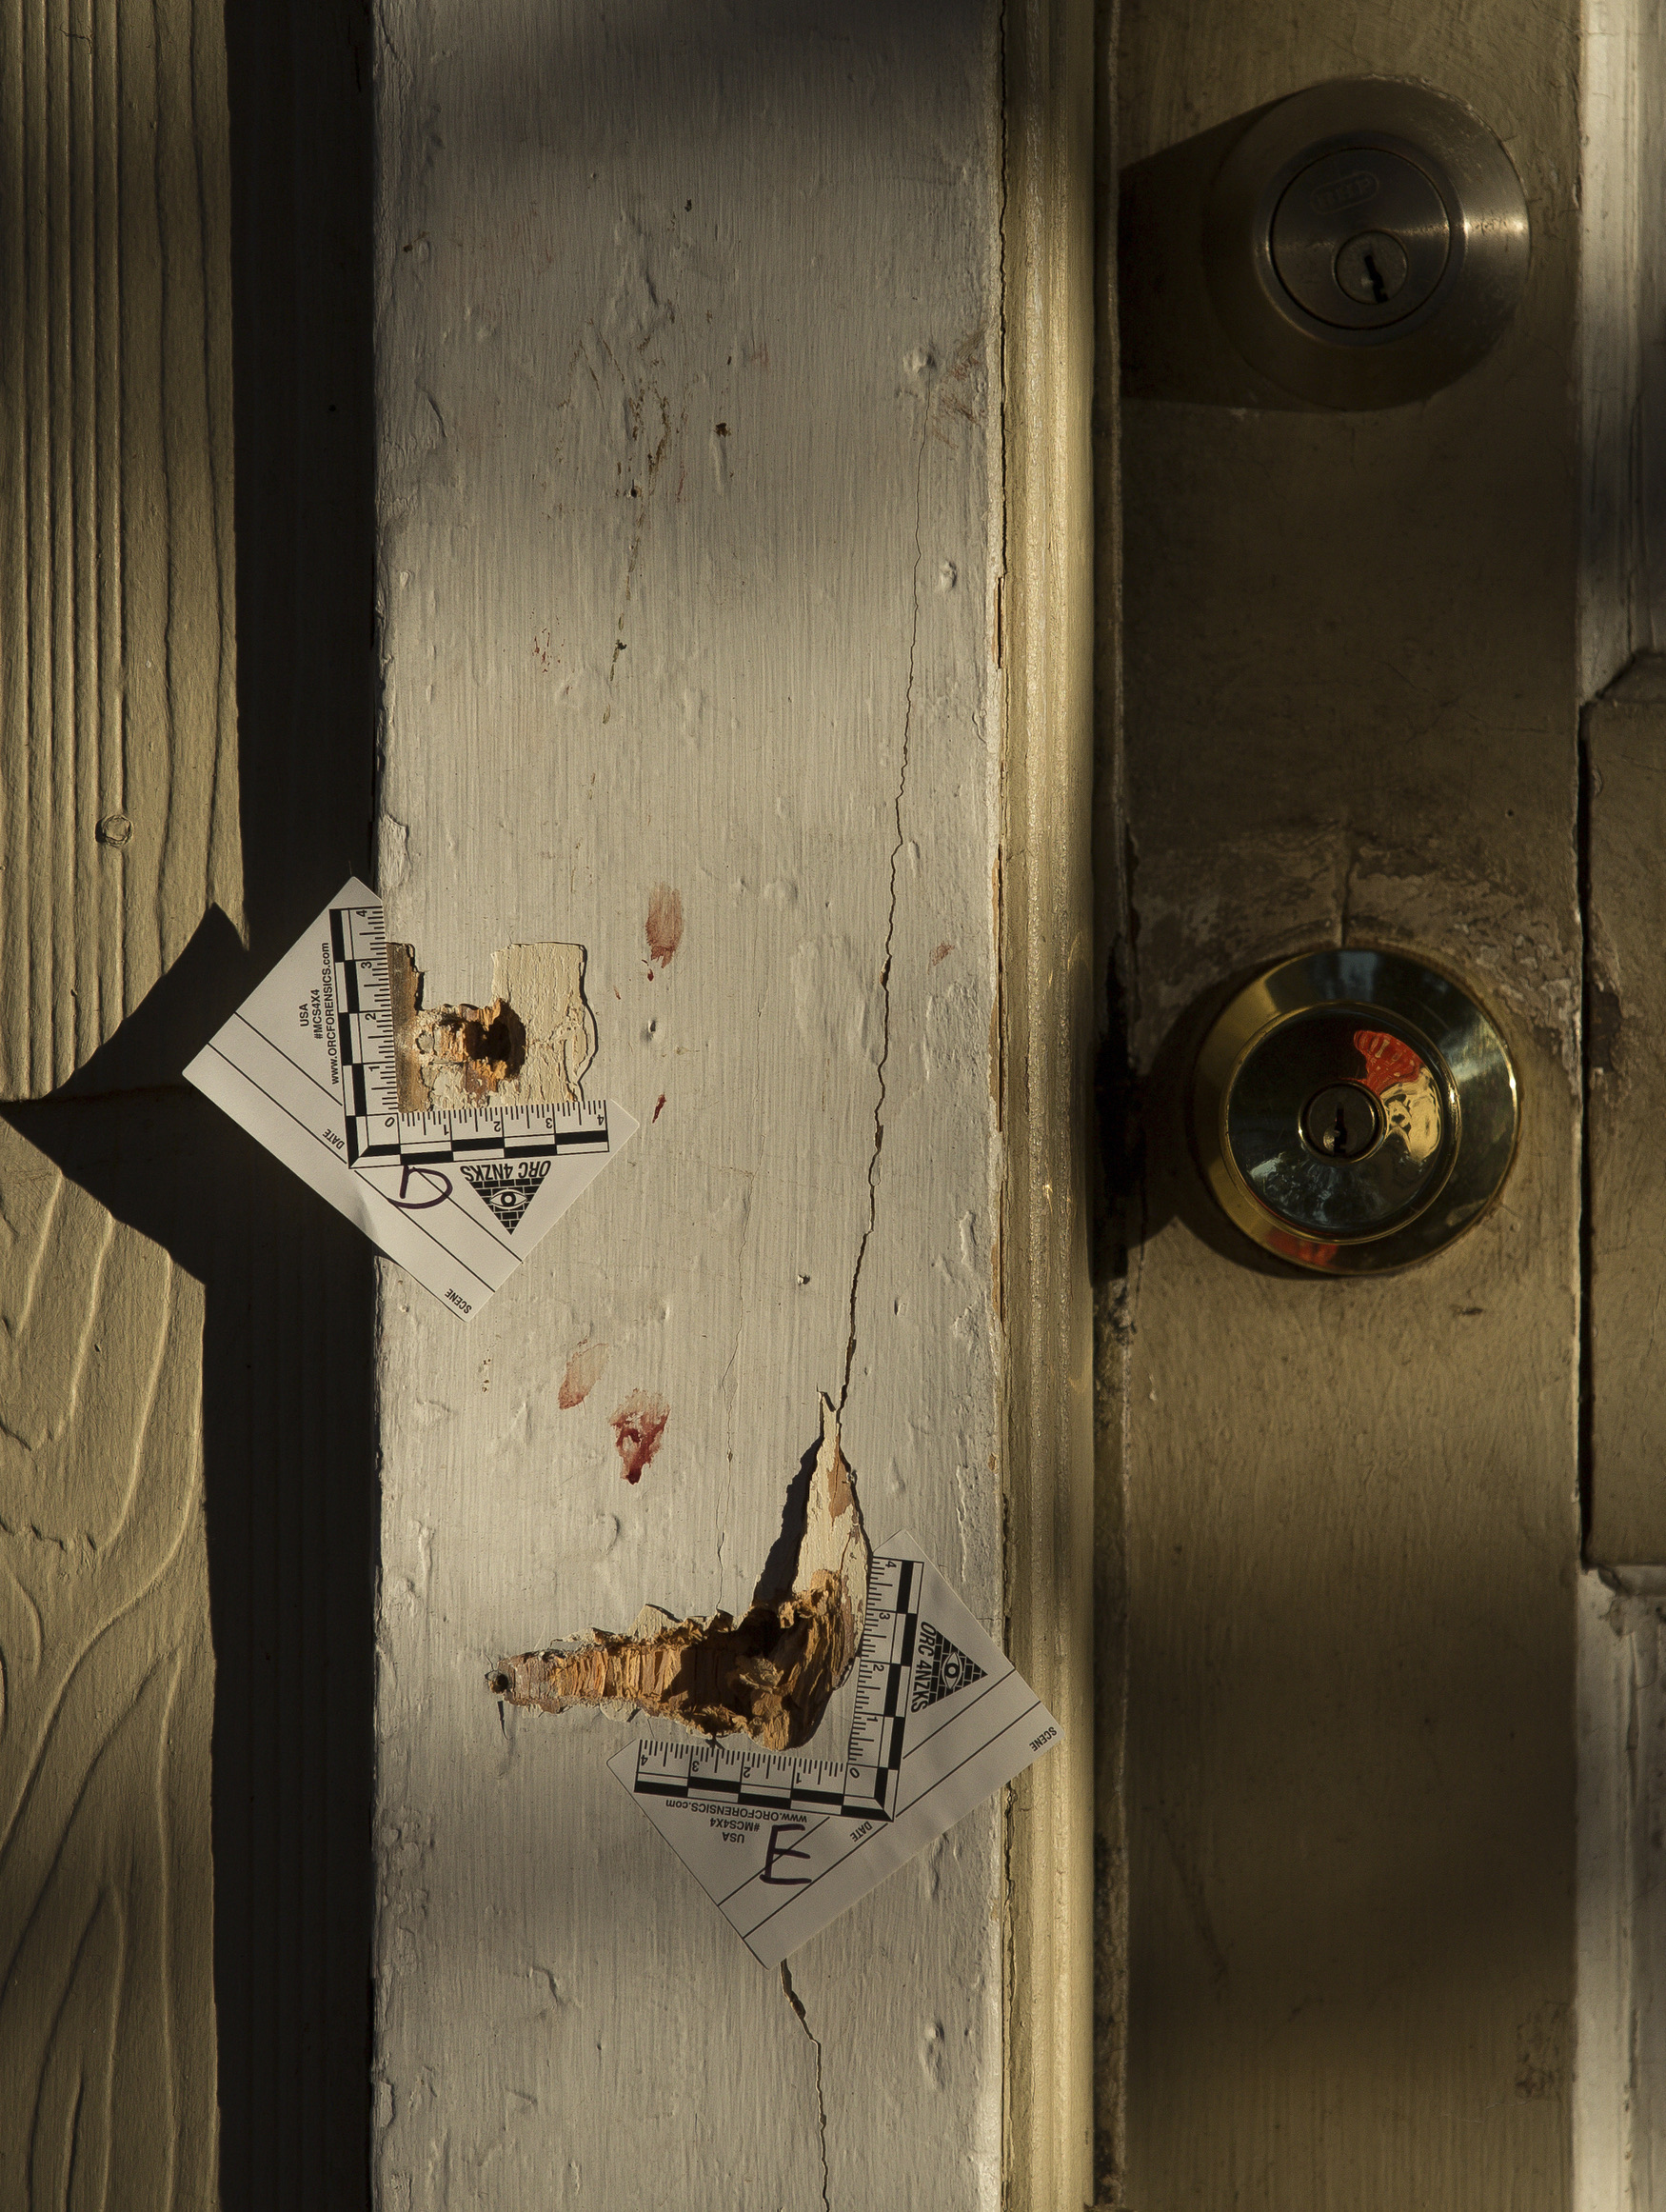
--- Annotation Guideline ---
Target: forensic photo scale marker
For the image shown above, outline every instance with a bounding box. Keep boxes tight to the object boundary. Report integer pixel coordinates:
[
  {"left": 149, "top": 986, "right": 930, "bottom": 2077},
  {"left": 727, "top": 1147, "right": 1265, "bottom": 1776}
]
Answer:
[{"left": 184, "top": 876, "right": 636, "bottom": 1317}]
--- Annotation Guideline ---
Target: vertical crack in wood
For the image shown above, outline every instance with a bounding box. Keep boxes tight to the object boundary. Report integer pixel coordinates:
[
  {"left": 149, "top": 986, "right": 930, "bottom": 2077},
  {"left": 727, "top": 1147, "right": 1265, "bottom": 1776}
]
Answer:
[
  {"left": 780, "top": 1963, "right": 832, "bottom": 2212},
  {"left": 839, "top": 421, "right": 928, "bottom": 1416}
]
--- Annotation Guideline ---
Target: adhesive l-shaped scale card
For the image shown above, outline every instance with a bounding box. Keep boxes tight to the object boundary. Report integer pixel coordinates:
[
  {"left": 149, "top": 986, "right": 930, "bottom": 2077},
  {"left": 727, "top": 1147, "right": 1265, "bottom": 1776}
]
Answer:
[
  {"left": 183, "top": 878, "right": 637, "bottom": 1319},
  {"left": 610, "top": 1536, "right": 1061, "bottom": 1967}
]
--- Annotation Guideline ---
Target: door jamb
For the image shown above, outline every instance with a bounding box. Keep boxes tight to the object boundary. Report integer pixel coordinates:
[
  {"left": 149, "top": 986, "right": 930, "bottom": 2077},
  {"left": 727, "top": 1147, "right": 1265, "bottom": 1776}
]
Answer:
[{"left": 1001, "top": 1, "right": 1097, "bottom": 2204}]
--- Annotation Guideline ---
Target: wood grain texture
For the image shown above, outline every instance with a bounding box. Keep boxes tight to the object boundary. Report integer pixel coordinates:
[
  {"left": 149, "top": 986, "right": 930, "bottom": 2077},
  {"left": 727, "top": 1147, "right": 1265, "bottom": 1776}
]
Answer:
[
  {"left": 1116, "top": 3, "right": 1580, "bottom": 2206},
  {"left": 0, "top": 1116, "right": 215, "bottom": 2207},
  {"left": 0, "top": 1, "right": 379, "bottom": 2200},
  {"left": 1584, "top": 659, "right": 1666, "bottom": 1564},
  {"left": 371, "top": 7, "right": 1006, "bottom": 2205},
  {"left": 6, "top": 1064, "right": 382, "bottom": 2212},
  {"left": 1000, "top": 0, "right": 1097, "bottom": 2206},
  {"left": 0, "top": 0, "right": 241, "bottom": 1100}
]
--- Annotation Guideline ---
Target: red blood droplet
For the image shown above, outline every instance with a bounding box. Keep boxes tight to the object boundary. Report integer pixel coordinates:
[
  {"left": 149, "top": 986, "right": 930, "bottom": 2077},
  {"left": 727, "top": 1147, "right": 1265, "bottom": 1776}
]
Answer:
[
  {"left": 609, "top": 1390, "right": 670, "bottom": 1484},
  {"left": 645, "top": 884, "right": 684, "bottom": 973},
  {"left": 557, "top": 1340, "right": 609, "bottom": 1410}
]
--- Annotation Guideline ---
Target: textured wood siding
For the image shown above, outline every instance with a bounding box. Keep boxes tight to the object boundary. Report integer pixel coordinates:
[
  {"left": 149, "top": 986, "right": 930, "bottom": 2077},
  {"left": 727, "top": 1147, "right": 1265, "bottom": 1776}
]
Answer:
[
  {"left": 0, "top": 1121, "right": 216, "bottom": 2203},
  {"left": 0, "top": 0, "right": 242, "bottom": 2196},
  {"left": 0, "top": 0, "right": 240, "bottom": 1100}
]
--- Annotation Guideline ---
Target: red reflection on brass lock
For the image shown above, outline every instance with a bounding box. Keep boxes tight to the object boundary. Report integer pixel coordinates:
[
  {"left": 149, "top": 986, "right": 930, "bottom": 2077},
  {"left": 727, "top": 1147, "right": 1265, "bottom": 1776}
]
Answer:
[{"left": 1191, "top": 950, "right": 1518, "bottom": 1275}]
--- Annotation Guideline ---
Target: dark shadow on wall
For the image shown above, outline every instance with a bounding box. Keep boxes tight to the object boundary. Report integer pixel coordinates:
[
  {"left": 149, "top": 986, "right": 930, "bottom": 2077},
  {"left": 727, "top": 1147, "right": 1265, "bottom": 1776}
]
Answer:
[
  {"left": 218, "top": 3, "right": 379, "bottom": 2200},
  {"left": 10, "top": 6, "right": 378, "bottom": 2206}
]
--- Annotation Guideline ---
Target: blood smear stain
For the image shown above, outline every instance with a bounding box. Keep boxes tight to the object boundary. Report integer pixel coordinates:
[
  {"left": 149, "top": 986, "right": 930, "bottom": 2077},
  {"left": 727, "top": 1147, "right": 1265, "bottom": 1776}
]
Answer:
[
  {"left": 930, "top": 941, "right": 955, "bottom": 968},
  {"left": 557, "top": 1340, "right": 610, "bottom": 1410},
  {"left": 645, "top": 884, "right": 684, "bottom": 973},
  {"left": 609, "top": 1390, "right": 670, "bottom": 1484},
  {"left": 653, "top": 1093, "right": 666, "bottom": 1123}
]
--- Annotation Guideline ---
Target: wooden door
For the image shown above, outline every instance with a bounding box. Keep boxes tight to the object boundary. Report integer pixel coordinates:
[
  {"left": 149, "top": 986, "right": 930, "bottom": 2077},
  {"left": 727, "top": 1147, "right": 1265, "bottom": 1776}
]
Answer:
[{"left": 1102, "top": 5, "right": 1661, "bottom": 2207}]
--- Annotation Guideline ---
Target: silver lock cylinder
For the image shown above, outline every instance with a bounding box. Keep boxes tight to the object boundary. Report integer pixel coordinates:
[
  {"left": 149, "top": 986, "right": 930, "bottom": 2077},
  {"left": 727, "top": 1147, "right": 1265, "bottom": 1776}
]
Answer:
[
  {"left": 1269, "top": 149, "right": 1449, "bottom": 328},
  {"left": 1191, "top": 948, "right": 1518, "bottom": 1274},
  {"left": 1203, "top": 78, "right": 1530, "bottom": 408}
]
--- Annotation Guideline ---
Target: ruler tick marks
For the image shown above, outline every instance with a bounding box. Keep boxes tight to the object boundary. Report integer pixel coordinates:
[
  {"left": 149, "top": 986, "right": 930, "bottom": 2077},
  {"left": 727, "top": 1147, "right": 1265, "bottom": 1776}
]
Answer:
[{"left": 183, "top": 877, "right": 639, "bottom": 1319}]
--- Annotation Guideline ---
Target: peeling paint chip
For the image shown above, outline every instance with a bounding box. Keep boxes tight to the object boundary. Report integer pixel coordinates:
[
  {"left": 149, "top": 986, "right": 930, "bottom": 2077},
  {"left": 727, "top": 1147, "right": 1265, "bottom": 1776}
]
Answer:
[{"left": 489, "top": 1397, "right": 868, "bottom": 1751}]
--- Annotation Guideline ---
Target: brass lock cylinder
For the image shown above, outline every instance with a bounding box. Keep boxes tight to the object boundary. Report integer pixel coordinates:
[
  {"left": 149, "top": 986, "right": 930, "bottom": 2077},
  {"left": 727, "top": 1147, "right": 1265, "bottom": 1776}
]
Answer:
[{"left": 1191, "top": 948, "right": 1518, "bottom": 1273}]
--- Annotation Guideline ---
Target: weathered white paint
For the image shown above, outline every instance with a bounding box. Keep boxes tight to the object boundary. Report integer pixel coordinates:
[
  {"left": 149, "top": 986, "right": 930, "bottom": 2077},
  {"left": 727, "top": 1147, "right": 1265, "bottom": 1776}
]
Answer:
[
  {"left": 1580, "top": 0, "right": 1642, "bottom": 697},
  {"left": 1578, "top": 0, "right": 1666, "bottom": 692},
  {"left": 371, "top": 7, "right": 1008, "bottom": 2203},
  {"left": 1575, "top": 1567, "right": 1666, "bottom": 2212}
]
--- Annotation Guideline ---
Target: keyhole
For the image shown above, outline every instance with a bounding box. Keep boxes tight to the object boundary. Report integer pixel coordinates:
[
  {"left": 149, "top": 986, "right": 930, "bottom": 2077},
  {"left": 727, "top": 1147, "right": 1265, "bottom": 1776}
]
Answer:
[
  {"left": 1331, "top": 229, "right": 1411, "bottom": 309},
  {"left": 1301, "top": 1082, "right": 1382, "bottom": 1163}
]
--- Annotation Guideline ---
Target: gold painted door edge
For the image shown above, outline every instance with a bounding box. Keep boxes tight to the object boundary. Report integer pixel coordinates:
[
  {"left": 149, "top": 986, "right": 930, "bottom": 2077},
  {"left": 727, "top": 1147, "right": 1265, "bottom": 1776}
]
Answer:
[{"left": 1000, "top": 0, "right": 1096, "bottom": 2204}]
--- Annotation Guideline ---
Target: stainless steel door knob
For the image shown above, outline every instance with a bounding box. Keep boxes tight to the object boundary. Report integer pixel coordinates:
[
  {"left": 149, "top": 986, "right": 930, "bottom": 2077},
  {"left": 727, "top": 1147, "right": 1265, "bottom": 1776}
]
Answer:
[{"left": 1191, "top": 947, "right": 1518, "bottom": 1272}]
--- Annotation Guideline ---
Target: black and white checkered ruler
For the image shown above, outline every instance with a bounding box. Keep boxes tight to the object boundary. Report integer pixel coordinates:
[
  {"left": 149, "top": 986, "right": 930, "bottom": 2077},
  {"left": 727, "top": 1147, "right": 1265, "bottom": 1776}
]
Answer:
[
  {"left": 608, "top": 1535, "right": 1061, "bottom": 1966},
  {"left": 184, "top": 876, "right": 637, "bottom": 1319}
]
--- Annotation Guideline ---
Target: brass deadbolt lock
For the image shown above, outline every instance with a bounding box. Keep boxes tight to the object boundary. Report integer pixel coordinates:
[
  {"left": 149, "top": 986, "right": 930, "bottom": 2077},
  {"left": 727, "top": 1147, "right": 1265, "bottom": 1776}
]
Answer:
[
  {"left": 1203, "top": 78, "right": 1530, "bottom": 408},
  {"left": 1192, "top": 948, "right": 1518, "bottom": 1274}
]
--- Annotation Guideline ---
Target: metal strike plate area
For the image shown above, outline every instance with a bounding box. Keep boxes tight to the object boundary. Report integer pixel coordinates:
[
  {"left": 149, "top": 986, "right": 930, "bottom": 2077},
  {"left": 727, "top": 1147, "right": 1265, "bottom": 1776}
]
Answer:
[
  {"left": 1203, "top": 78, "right": 1530, "bottom": 409},
  {"left": 1192, "top": 948, "right": 1518, "bottom": 1274}
]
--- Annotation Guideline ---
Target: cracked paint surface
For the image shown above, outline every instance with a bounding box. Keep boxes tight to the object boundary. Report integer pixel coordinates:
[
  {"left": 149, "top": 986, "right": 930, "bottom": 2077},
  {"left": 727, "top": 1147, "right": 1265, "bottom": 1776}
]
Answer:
[
  {"left": 781, "top": 1964, "right": 833, "bottom": 2212},
  {"left": 840, "top": 427, "right": 928, "bottom": 1419},
  {"left": 371, "top": 7, "right": 1005, "bottom": 2205}
]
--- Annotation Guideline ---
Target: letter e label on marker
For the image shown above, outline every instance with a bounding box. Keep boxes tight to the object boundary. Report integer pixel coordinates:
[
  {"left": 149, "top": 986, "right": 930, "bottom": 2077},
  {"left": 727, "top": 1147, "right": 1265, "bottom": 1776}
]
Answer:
[
  {"left": 610, "top": 1535, "right": 1063, "bottom": 1968},
  {"left": 762, "top": 1823, "right": 813, "bottom": 1885}
]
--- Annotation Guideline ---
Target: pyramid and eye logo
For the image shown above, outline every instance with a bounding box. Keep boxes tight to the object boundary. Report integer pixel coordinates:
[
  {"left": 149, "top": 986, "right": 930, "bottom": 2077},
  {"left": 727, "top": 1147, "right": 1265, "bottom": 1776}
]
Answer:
[
  {"left": 461, "top": 1160, "right": 550, "bottom": 1233},
  {"left": 910, "top": 1620, "right": 986, "bottom": 1712}
]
